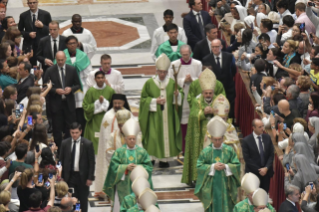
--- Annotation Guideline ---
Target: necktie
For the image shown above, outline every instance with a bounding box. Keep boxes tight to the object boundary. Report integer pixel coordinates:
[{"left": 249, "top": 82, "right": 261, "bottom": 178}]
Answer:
[
  {"left": 32, "top": 14, "right": 36, "bottom": 30},
  {"left": 71, "top": 140, "right": 77, "bottom": 171},
  {"left": 197, "top": 13, "right": 205, "bottom": 39},
  {"left": 257, "top": 136, "right": 265, "bottom": 166},
  {"left": 216, "top": 57, "right": 221, "bottom": 69},
  {"left": 60, "top": 67, "right": 65, "bottom": 88},
  {"left": 53, "top": 39, "right": 57, "bottom": 59}
]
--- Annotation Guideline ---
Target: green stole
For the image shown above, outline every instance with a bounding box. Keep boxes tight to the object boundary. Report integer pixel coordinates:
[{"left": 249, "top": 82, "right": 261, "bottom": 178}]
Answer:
[
  {"left": 155, "top": 40, "right": 189, "bottom": 61},
  {"left": 212, "top": 149, "right": 222, "bottom": 212},
  {"left": 126, "top": 145, "right": 137, "bottom": 164}
]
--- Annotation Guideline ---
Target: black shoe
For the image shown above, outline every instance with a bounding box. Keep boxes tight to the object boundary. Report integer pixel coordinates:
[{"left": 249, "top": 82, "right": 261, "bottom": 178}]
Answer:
[
  {"left": 151, "top": 160, "right": 155, "bottom": 166},
  {"left": 159, "top": 161, "right": 170, "bottom": 168}
]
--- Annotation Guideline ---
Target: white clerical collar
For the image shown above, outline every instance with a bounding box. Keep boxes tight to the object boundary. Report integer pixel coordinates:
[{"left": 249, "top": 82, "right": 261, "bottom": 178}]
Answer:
[
  {"left": 126, "top": 145, "right": 136, "bottom": 150},
  {"left": 248, "top": 198, "right": 252, "bottom": 205},
  {"left": 93, "top": 83, "right": 106, "bottom": 90},
  {"left": 286, "top": 198, "right": 295, "bottom": 206},
  {"left": 212, "top": 144, "right": 223, "bottom": 149},
  {"left": 155, "top": 75, "right": 167, "bottom": 83}
]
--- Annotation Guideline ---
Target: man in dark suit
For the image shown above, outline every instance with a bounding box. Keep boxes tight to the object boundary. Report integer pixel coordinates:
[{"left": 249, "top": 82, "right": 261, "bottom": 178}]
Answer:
[
  {"left": 17, "top": 62, "right": 35, "bottom": 103},
  {"left": 202, "top": 39, "right": 237, "bottom": 118},
  {"left": 183, "top": 0, "right": 212, "bottom": 50},
  {"left": 193, "top": 23, "right": 226, "bottom": 62},
  {"left": 36, "top": 21, "right": 67, "bottom": 73},
  {"left": 242, "top": 119, "right": 274, "bottom": 193},
  {"left": 18, "top": 0, "right": 52, "bottom": 65},
  {"left": 59, "top": 122, "right": 95, "bottom": 212},
  {"left": 43, "top": 51, "right": 81, "bottom": 151},
  {"left": 278, "top": 184, "right": 300, "bottom": 212}
]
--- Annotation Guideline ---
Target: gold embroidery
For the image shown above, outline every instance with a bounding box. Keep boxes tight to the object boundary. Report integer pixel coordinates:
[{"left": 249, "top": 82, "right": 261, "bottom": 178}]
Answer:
[
  {"left": 129, "top": 156, "right": 134, "bottom": 161},
  {"left": 103, "top": 121, "right": 109, "bottom": 128},
  {"left": 215, "top": 156, "right": 221, "bottom": 162}
]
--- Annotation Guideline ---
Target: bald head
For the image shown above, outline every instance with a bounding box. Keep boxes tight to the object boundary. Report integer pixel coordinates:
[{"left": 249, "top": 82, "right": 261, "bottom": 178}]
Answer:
[
  {"left": 211, "top": 39, "right": 222, "bottom": 55},
  {"left": 278, "top": 99, "right": 290, "bottom": 114},
  {"left": 60, "top": 197, "right": 73, "bottom": 210},
  {"left": 56, "top": 51, "right": 66, "bottom": 67},
  {"left": 298, "top": 41, "right": 305, "bottom": 55},
  {"left": 252, "top": 119, "right": 264, "bottom": 135}
]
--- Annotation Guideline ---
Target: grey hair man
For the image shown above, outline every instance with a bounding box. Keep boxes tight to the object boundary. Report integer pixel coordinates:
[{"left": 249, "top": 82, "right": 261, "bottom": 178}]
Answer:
[
  {"left": 278, "top": 185, "right": 300, "bottom": 212},
  {"left": 286, "top": 84, "right": 304, "bottom": 116}
]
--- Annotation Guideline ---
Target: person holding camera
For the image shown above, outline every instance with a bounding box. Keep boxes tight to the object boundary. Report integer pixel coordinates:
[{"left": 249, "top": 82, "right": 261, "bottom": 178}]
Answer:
[{"left": 301, "top": 185, "right": 319, "bottom": 212}]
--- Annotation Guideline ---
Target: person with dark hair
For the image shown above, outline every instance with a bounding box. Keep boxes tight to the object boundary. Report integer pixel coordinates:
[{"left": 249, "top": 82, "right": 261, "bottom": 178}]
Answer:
[
  {"left": 151, "top": 9, "right": 187, "bottom": 61},
  {"left": 0, "top": 141, "right": 11, "bottom": 181},
  {"left": 250, "top": 59, "right": 267, "bottom": 96},
  {"left": 237, "top": 28, "right": 257, "bottom": 71},
  {"left": 211, "top": 0, "right": 230, "bottom": 16},
  {"left": 155, "top": 24, "right": 187, "bottom": 61},
  {"left": 295, "top": 2, "right": 316, "bottom": 41},
  {"left": 257, "top": 19, "right": 277, "bottom": 44},
  {"left": 83, "top": 71, "right": 114, "bottom": 154},
  {"left": 277, "top": 0, "right": 292, "bottom": 24},
  {"left": 193, "top": 23, "right": 226, "bottom": 62},
  {"left": 16, "top": 61, "right": 35, "bottom": 103},
  {"left": 301, "top": 185, "right": 319, "bottom": 212},
  {"left": 183, "top": 0, "right": 212, "bottom": 49},
  {"left": 277, "top": 15, "right": 294, "bottom": 45},
  {"left": 0, "top": 16, "right": 16, "bottom": 41},
  {"left": 254, "top": 43, "right": 269, "bottom": 60},
  {"left": 59, "top": 122, "right": 95, "bottom": 212},
  {"left": 86, "top": 54, "right": 125, "bottom": 93},
  {"left": 39, "top": 147, "right": 55, "bottom": 168},
  {"left": 62, "top": 14, "right": 96, "bottom": 60},
  {"left": 258, "top": 33, "right": 274, "bottom": 50},
  {"left": 8, "top": 143, "right": 33, "bottom": 175},
  {"left": 306, "top": 91, "right": 319, "bottom": 122},
  {"left": 0, "top": 59, "right": 17, "bottom": 89}
]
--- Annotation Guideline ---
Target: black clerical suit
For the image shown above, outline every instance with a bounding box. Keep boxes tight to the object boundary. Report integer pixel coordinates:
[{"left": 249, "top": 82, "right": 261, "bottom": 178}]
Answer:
[
  {"left": 18, "top": 9, "right": 52, "bottom": 65},
  {"left": 60, "top": 136, "right": 95, "bottom": 212},
  {"left": 16, "top": 74, "right": 35, "bottom": 103},
  {"left": 278, "top": 199, "right": 299, "bottom": 212},
  {"left": 242, "top": 132, "right": 274, "bottom": 193},
  {"left": 43, "top": 64, "right": 80, "bottom": 151},
  {"left": 202, "top": 52, "right": 237, "bottom": 118},
  {"left": 193, "top": 37, "right": 226, "bottom": 62},
  {"left": 183, "top": 10, "right": 211, "bottom": 50}
]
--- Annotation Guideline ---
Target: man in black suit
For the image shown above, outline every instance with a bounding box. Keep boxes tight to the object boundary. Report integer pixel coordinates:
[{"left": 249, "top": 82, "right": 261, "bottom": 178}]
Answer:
[
  {"left": 17, "top": 62, "right": 35, "bottom": 103},
  {"left": 278, "top": 184, "right": 300, "bottom": 212},
  {"left": 242, "top": 119, "right": 275, "bottom": 193},
  {"left": 183, "top": 0, "right": 212, "bottom": 50},
  {"left": 202, "top": 39, "right": 237, "bottom": 118},
  {"left": 18, "top": 0, "right": 52, "bottom": 65},
  {"left": 59, "top": 122, "right": 95, "bottom": 212},
  {"left": 193, "top": 23, "right": 226, "bottom": 62},
  {"left": 36, "top": 21, "right": 67, "bottom": 73},
  {"left": 43, "top": 51, "right": 81, "bottom": 151}
]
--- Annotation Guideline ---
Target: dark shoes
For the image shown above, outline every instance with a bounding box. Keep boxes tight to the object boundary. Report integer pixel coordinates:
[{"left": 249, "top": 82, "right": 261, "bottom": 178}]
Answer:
[{"left": 159, "top": 161, "right": 170, "bottom": 168}]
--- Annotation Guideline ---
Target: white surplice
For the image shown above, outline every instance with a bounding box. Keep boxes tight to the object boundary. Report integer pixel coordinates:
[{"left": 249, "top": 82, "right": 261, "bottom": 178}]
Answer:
[
  {"left": 62, "top": 28, "right": 97, "bottom": 60},
  {"left": 168, "top": 58, "right": 202, "bottom": 124}
]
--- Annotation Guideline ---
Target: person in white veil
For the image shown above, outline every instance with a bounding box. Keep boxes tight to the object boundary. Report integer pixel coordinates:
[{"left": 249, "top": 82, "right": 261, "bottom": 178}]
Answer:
[
  {"left": 285, "top": 154, "right": 318, "bottom": 192},
  {"left": 278, "top": 122, "right": 309, "bottom": 150},
  {"left": 230, "top": 5, "right": 246, "bottom": 32},
  {"left": 255, "top": 13, "right": 267, "bottom": 28},
  {"left": 244, "top": 15, "right": 260, "bottom": 42}
]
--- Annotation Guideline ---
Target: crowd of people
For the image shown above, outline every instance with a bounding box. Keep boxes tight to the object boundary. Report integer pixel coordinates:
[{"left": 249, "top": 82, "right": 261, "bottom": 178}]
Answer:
[{"left": 0, "top": 0, "right": 319, "bottom": 211}]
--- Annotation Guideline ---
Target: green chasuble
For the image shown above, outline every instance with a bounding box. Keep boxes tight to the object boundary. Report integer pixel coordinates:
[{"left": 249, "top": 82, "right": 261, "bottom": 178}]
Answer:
[
  {"left": 83, "top": 84, "right": 115, "bottom": 154},
  {"left": 233, "top": 198, "right": 276, "bottom": 212},
  {"left": 127, "top": 205, "right": 143, "bottom": 212},
  {"left": 155, "top": 40, "right": 190, "bottom": 61},
  {"left": 103, "top": 145, "right": 153, "bottom": 207},
  {"left": 195, "top": 143, "right": 240, "bottom": 212},
  {"left": 138, "top": 76, "right": 184, "bottom": 159},
  {"left": 187, "top": 79, "right": 226, "bottom": 108},
  {"left": 120, "top": 193, "right": 137, "bottom": 212}
]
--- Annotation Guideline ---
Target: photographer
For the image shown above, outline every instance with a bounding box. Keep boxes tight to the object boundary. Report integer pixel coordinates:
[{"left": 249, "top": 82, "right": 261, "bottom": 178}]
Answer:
[
  {"left": 276, "top": 15, "right": 294, "bottom": 46},
  {"left": 301, "top": 185, "right": 319, "bottom": 212}
]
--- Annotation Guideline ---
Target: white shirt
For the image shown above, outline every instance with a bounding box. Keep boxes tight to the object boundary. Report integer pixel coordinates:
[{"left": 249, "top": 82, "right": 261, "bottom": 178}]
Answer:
[
  {"left": 253, "top": 131, "right": 264, "bottom": 152},
  {"left": 214, "top": 53, "right": 222, "bottom": 68},
  {"left": 192, "top": 10, "right": 204, "bottom": 25},
  {"left": 281, "top": 28, "right": 292, "bottom": 43},
  {"left": 266, "top": 30, "right": 278, "bottom": 44},
  {"left": 50, "top": 36, "right": 59, "bottom": 58},
  {"left": 71, "top": 137, "right": 81, "bottom": 172},
  {"left": 286, "top": 198, "right": 296, "bottom": 206},
  {"left": 207, "top": 37, "right": 212, "bottom": 53},
  {"left": 279, "top": 10, "right": 292, "bottom": 26},
  {"left": 30, "top": 9, "right": 39, "bottom": 20}
]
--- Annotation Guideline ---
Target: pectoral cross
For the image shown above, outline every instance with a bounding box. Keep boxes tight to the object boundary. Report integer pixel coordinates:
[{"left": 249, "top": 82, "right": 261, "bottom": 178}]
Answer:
[
  {"left": 103, "top": 121, "right": 109, "bottom": 128},
  {"left": 215, "top": 157, "right": 221, "bottom": 162},
  {"left": 128, "top": 156, "right": 134, "bottom": 162}
]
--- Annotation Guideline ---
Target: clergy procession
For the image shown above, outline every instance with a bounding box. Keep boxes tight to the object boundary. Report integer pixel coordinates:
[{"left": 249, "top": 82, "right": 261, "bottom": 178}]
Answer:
[{"left": 3, "top": 0, "right": 319, "bottom": 211}]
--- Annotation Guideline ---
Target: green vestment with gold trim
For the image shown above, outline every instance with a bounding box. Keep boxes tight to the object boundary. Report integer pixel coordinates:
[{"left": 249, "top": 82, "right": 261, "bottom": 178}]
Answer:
[{"left": 233, "top": 198, "right": 276, "bottom": 212}]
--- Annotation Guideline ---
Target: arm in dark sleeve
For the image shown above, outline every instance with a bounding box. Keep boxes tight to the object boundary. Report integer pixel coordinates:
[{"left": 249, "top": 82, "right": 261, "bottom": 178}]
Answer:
[
  {"left": 43, "top": 70, "right": 56, "bottom": 95},
  {"left": 263, "top": 97, "right": 271, "bottom": 114},
  {"left": 193, "top": 43, "right": 202, "bottom": 61},
  {"left": 39, "top": 12, "right": 52, "bottom": 35},
  {"left": 183, "top": 18, "right": 200, "bottom": 45},
  {"left": 71, "top": 68, "right": 81, "bottom": 93},
  {"left": 241, "top": 138, "right": 261, "bottom": 173},
  {"left": 36, "top": 39, "right": 45, "bottom": 65},
  {"left": 230, "top": 55, "right": 237, "bottom": 77},
  {"left": 225, "top": 40, "right": 240, "bottom": 53},
  {"left": 265, "top": 135, "right": 274, "bottom": 169},
  {"left": 18, "top": 13, "right": 30, "bottom": 39},
  {"left": 87, "top": 141, "right": 95, "bottom": 181}
]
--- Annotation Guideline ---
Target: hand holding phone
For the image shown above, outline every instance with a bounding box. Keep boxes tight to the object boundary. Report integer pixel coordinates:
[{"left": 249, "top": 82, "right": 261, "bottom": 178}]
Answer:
[
  {"left": 45, "top": 181, "right": 50, "bottom": 188},
  {"left": 38, "top": 173, "right": 43, "bottom": 183},
  {"left": 310, "top": 182, "right": 314, "bottom": 190},
  {"left": 56, "top": 161, "right": 61, "bottom": 168},
  {"left": 283, "top": 123, "right": 287, "bottom": 130},
  {"left": 27, "top": 115, "right": 33, "bottom": 126},
  {"left": 75, "top": 203, "right": 80, "bottom": 211},
  {"left": 285, "top": 163, "right": 290, "bottom": 171}
]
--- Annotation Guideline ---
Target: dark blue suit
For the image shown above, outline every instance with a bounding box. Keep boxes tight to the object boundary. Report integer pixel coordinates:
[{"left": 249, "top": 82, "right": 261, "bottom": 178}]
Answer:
[{"left": 183, "top": 10, "right": 211, "bottom": 50}]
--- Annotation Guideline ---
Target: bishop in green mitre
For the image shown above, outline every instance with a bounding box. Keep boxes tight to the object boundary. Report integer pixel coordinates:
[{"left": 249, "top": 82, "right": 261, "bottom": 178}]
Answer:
[
  {"left": 155, "top": 24, "right": 190, "bottom": 61},
  {"left": 103, "top": 119, "right": 153, "bottom": 212},
  {"left": 182, "top": 68, "right": 221, "bottom": 184},
  {"left": 82, "top": 71, "right": 115, "bottom": 154},
  {"left": 195, "top": 116, "right": 240, "bottom": 212},
  {"left": 139, "top": 53, "right": 183, "bottom": 168}
]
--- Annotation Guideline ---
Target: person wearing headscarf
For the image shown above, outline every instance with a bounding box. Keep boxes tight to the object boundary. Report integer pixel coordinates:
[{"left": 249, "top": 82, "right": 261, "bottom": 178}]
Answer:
[
  {"left": 244, "top": 16, "right": 261, "bottom": 43},
  {"left": 230, "top": 5, "right": 246, "bottom": 32},
  {"left": 278, "top": 122, "right": 309, "bottom": 150},
  {"left": 308, "top": 117, "right": 319, "bottom": 161},
  {"left": 285, "top": 154, "right": 318, "bottom": 192},
  {"left": 255, "top": 13, "right": 267, "bottom": 28}
]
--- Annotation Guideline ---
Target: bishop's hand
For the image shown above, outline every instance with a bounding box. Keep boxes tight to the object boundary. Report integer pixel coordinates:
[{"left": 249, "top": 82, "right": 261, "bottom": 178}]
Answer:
[{"left": 127, "top": 163, "right": 136, "bottom": 171}]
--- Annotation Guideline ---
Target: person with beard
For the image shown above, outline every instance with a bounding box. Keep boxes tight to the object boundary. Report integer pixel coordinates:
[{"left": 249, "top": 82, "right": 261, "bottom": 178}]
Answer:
[
  {"left": 94, "top": 93, "right": 132, "bottom": 197},
  {"left": 62, "top": 14, "right": 96, "bottom": 60}
]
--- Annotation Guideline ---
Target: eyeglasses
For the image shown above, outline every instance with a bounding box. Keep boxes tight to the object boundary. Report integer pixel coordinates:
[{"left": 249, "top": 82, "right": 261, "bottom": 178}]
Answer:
[
  {"left": 67, "top": 42, "right": 77, "bottom": 45},
  {"left": 28, "top": 2, "right": 38, "bottom": 4}
]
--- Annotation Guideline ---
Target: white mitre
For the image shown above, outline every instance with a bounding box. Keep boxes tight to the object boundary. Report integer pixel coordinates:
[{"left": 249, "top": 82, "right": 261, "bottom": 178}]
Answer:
[
  {"left": 199, "top": 68, "right": 216, "bottom": 91},
  {"left": 138, "top": 188, "right": 158, "bottom": 210},
  {"left": 156, "top": 53, "right": 171, "bottom": 71},
  {"left": 207, "top": 116, "right": 228, "bottom": 138},
  {"left": 241, "top": 172, "right": 260, "bottom": 193},
  {"left": 212, "top": 94, "right": 230, "bottom": 118},
  {"left": 122, "top": 118, "right": 140, "bottom": 137},
  {"left": 252, "top": 188, "right": 268, "bottom": 206}
]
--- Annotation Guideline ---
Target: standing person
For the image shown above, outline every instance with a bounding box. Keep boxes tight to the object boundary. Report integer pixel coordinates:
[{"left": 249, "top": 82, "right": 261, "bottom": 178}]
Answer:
[
  {"left": 82, "top": 71, "right": 115, "bottom": 154},
  {"left": 18, "top": 0, "right": 52, "bottom": 65},
  {"left": 151, "top": 9, "right": 187, "bottom": 61},
  {"left": 155, "top": 24, "right": 187, "bottom": 62},
  {"left": 195, "top": 116, "right": 240, "bottom": 212},
  {"left": 295, "top": 3, "right": 316, "bottom": 41},
  {"left": 139, "top": 53, "right": 183, "bottom": 168},
  {"left": 86, "top": 54, "right": 125, "bottom": 93},
  {"left": 43, "top": 51, "right": 81, "bottom": 152},
  {"left": 202, "top": 39, "right": 237, "bottom": 119},
  {"left": 61, "top": 35, "right": 93, "bottom": 134},
  {"left": 36, "top": 21, "right": 67, "bottom": 73},
  {"left": 16, "top": 62, "right": 35, "bottom": 103},
  {"left": 168, "top": 44, "right": 201, "bottom": 153},
  {"left": 183, "top": 0, "right": 211, "bottom": 50},
  {"left": 62, "top": 14, "right": 97, "bottom": 60},
  {"left": 278, "top": 185, "right": 300, "bottom": 212},
  {"left": 59, "top": 122, "right": 95, "bottom": 212},
  {"left": 94, "top": 94, "right": 132, "bottom": 195},
  {"left": 241, "top": 119, "right": 274, "bottom": 193}
]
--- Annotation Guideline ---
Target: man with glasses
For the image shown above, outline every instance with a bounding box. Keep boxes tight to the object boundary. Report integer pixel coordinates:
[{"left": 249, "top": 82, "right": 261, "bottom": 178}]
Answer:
[{"left": 18, "top": 0, "right": 52, "bottom": 66}]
